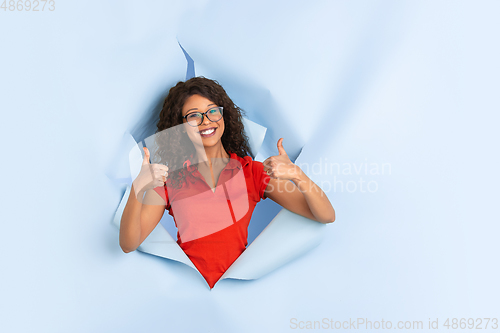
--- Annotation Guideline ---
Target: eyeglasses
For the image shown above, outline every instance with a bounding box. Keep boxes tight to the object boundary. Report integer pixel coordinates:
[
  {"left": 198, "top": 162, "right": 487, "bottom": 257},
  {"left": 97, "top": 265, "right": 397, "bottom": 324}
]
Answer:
[{"left": 182, "top": 106, "right": 224, "bottom": 127}]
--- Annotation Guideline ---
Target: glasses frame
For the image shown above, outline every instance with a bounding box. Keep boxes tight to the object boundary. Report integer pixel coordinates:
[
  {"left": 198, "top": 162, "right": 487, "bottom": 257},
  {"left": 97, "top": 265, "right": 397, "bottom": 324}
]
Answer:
[{"left": 182, "top": 106, "right": 224, "bottom": 127}]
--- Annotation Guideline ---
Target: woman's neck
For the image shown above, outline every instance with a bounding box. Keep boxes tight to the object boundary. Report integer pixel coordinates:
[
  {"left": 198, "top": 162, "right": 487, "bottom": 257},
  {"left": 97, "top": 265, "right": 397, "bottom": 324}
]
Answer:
[{"left": 194, "top": 142, "right": 230, "bottom": 166}]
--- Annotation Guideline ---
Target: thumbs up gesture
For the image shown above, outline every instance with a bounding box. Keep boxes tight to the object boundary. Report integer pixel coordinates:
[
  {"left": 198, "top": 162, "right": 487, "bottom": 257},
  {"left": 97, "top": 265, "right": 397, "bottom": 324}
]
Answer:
[
  {"left": 263, "top": 138, "right": 303, "bottom": 181},
  {"left": 132, "top": 147, "right": 169, "bottom": 201}
]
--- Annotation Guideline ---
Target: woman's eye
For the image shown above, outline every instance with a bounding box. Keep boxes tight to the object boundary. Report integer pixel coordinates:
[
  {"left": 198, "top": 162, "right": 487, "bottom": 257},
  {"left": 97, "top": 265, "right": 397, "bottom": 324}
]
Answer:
[{"left": 187, "top": 113, "right": 202, "bottom": 119}]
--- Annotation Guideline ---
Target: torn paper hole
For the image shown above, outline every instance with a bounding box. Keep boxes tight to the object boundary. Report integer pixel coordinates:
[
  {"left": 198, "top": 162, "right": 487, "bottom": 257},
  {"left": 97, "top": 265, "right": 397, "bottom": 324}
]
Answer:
[{"left": 109, "top": 117, "right": 325, "bottom": 289}]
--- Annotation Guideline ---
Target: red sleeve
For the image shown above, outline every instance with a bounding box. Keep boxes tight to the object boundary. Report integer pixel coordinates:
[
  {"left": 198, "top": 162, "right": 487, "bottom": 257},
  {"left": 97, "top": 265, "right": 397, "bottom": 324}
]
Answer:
[
  {"left": 153, "top": 185, "right": 171, "bottom": 210},
  {"left": 252, "top": 160, "right": 271, "bottom": 200}
]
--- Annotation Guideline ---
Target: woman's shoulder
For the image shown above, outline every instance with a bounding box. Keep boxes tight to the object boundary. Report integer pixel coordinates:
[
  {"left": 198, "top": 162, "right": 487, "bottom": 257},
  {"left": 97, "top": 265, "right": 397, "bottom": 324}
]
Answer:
[
  {"left": 227, "top": 152, "right": 267, "bottom": 181},
  {"left": 228, "top": 151, "right": 260, "bottom": 168}
]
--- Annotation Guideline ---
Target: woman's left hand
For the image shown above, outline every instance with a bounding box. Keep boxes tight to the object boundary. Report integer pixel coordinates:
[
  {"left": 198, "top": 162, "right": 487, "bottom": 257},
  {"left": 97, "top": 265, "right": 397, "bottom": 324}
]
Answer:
[{"left": 263, "top": 138, "right": 304, "bottom": 182}]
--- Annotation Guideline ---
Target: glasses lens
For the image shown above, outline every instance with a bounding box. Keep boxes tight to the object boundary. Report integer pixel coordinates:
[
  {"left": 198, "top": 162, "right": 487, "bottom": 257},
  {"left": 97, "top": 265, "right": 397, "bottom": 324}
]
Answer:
[
  {"left": 186, "top": 113, "right": 203, "bottom": 126},
  {"left": 206, "top": 107, "right": 223, "bottom": 122}
]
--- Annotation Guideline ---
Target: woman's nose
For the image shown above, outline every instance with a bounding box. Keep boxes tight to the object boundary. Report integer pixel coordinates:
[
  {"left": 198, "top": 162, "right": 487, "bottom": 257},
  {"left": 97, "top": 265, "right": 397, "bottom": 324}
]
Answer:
[{"left": 201, "top": 115, "right": 212, "bottom": 125}]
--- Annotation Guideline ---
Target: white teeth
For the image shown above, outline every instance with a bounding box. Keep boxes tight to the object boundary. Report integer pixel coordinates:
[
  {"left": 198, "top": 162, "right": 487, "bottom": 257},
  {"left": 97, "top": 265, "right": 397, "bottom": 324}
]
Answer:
[{"left": 200, "top": 128, "right": 215, "bottom": 135}]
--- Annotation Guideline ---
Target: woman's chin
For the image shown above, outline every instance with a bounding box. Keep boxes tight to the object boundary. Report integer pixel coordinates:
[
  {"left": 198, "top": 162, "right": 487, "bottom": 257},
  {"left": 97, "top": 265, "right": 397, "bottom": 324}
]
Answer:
[{"left": 193, "top": 137, "right": 222, "bottom": 148}]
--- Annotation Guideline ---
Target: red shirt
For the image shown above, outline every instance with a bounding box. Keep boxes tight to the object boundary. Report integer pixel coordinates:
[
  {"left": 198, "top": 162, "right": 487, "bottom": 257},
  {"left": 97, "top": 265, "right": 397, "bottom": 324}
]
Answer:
[{"left": 153, "top": 151, "right": 271, "bottom": 288}]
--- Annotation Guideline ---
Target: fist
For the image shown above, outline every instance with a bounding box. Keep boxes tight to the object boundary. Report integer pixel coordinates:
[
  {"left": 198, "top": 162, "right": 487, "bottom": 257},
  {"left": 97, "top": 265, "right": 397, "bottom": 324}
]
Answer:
[
  {"left": 132, "top": 147, "right": 169, "bottom": 200},
  {"left": 262, "top": 138, "right": 303, "bottom": 181}
]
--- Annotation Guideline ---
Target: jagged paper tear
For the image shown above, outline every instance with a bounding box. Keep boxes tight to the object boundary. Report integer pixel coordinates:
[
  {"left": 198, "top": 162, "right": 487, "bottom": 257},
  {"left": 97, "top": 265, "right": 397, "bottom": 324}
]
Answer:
[{"left": 109, "top": 101, "right": 326, "bottom": 290}]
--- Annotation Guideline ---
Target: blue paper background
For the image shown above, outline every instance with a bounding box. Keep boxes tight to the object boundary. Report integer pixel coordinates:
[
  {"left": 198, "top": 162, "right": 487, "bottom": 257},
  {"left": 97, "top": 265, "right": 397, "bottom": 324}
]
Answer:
[{"left": 1, "top": 0, "right": 499, "bottom": 332}]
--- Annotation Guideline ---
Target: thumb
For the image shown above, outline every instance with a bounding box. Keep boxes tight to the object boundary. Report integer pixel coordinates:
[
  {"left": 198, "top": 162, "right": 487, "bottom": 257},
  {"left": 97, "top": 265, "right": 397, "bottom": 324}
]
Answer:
[
  {"left": 277, "top": 138, "right": 286, "bottom": 155},
  {"left": 142, "top": 147, "right": 151, "bottom": 165}
]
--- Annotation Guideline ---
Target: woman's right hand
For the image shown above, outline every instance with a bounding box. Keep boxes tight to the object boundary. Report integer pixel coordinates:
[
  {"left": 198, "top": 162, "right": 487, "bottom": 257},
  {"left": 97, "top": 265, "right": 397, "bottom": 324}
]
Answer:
[{"left": 132, "top": 147, "right": 169, "bottom": 202}]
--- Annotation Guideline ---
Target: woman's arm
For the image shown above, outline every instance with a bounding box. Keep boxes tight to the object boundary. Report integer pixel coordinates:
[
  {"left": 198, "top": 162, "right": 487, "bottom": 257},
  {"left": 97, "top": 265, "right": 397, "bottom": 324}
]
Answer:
[
  {"left": 119, "top": 147, "right": 169, "bottom": 253},
  {"left": 262, "top": 138, "right": 335, "bottom": 224},
  {"left": 119, "top": 186, "right": 166, "bottom": 253}
]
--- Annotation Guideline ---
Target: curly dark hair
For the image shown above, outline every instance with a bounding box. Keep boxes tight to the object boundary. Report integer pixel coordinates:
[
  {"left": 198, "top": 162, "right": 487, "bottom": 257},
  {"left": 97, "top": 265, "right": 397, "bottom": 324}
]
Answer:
[{"left": 153, "top": 76, "right": 251, "bottom": 189}]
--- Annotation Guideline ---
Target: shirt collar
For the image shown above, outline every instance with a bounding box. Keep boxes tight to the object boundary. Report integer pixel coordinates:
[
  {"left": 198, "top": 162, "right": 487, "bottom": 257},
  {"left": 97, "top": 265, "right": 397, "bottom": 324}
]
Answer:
[
  {"left": 226, "top": 152, "right": 250, "bottom": 170},
  {"left": 182, "top": 151, "right": 249, "bottom": 170}
]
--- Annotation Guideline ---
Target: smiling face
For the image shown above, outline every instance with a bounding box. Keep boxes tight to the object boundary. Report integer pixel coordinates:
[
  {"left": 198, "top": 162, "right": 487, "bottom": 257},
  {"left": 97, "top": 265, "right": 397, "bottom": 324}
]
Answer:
[{"left": 182, "top": 94, "right": 225, "bottom": 149}]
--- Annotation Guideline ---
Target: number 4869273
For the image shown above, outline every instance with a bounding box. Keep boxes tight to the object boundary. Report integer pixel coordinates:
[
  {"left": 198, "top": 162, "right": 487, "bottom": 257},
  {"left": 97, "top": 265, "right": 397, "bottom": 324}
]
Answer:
[{"left": 1, "top": 0, "right": 56, "bottom": 11}]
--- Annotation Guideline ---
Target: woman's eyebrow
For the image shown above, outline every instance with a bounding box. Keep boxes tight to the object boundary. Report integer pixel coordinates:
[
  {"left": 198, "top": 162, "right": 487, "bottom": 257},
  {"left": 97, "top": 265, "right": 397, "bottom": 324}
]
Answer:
[{"left": 186, "top": 104, "right": 216, "bottom": 112}]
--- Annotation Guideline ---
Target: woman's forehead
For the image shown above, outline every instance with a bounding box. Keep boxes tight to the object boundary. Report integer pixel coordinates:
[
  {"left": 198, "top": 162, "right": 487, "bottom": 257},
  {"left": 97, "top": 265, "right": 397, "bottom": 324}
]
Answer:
[{"left": 182, "top": 94, "right": 216, "bottom": 115}]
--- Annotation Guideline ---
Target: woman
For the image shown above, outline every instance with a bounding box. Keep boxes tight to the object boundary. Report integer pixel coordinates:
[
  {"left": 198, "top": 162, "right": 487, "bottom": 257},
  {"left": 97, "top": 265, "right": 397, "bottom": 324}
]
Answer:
[{"left": 119, "top": 77, "right": 335, "bottom": 288}]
